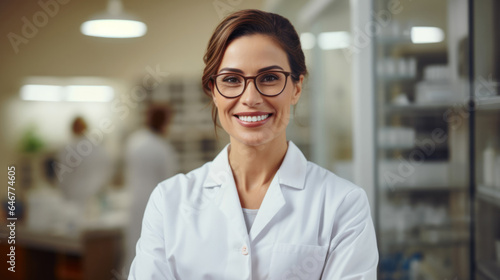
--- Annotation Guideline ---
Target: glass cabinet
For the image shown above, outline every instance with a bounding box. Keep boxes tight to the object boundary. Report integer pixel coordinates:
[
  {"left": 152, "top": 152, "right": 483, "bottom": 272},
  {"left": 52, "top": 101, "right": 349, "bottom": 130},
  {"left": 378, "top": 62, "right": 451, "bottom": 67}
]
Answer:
[
  {"left": 473, "top": 0, "right": 500, "bottom": 279},
  {"left": 270, "top": 0, "right": 499, "bottom": 278},
  {"left": 374, "top": 0, "right": 471, "bottom": 278}
]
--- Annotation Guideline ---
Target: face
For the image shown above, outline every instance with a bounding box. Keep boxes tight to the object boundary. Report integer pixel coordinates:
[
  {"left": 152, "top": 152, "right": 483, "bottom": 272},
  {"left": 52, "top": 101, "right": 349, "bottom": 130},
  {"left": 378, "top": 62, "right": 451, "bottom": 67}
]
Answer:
[{"left": 212, "top": 34, "right": 303, "bottom": 147}]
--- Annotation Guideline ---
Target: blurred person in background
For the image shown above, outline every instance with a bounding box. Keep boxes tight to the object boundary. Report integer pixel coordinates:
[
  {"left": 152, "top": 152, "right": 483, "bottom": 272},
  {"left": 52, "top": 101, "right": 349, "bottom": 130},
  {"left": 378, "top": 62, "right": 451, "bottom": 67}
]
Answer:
[
  {"left": 124, "top": 104, "right": 179, "bottom": 271},
  {"left": 57, "top": 116, "right": 112, "bottom": 228},
  {"left": 129, "top": 9, "right": 378, "bottom": 279}
]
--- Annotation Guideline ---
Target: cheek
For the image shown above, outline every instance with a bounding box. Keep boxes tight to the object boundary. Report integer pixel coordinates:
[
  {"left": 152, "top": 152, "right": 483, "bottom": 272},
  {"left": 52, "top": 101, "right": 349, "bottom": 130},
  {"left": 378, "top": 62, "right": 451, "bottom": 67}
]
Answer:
[
  {"left": 215, "top": 98, "right": 236, "bottom": 117},
  {"left": 273, "top": 101, "right": 292, "bottom": 127}
]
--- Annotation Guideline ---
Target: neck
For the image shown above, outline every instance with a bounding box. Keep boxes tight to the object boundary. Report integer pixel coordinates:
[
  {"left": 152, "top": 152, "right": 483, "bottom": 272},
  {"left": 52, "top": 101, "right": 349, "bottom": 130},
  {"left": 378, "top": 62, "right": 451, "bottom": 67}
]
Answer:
[{"left": 228, "top": 136, "right": 288, "bottom": 193}]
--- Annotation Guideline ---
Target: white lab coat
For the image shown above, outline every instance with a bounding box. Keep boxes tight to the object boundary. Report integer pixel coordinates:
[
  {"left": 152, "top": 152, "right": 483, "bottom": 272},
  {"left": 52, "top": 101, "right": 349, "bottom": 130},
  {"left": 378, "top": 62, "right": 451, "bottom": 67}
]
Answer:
[
  {"left": 58, "top": 136, "right": 111, "bottom": 208},
  {"left": 129, "top": 141, "right": 378, "bottom": 279},
  {"left": 125, "top": 128, "right": 179, "bottom": 270}
]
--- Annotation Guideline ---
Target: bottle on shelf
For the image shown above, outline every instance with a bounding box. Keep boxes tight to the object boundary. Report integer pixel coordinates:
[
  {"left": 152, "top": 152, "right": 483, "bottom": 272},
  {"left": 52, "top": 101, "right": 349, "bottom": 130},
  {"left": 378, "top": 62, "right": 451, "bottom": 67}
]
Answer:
[
  {"left": 483, "top": 140, "right": 496, "bottom": 187},
  {"left": 496, "top": 239, "right": 500, "bottom": 265},
  {"left": 495, "top": 155, "right": 500, "bottom": 190},
  {"left": 408, "top": 253, "right": 423, "bottom": 280}
]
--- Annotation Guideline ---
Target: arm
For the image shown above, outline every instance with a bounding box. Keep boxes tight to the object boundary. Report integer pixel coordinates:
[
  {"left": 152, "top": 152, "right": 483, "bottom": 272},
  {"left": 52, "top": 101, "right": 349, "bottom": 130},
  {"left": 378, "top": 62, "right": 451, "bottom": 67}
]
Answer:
[
  {"left": 128, "top": 186, "right": 175, "bottom": 280},
  {"left": 321, "top": 188, "right": 379, "bottom": 279}
]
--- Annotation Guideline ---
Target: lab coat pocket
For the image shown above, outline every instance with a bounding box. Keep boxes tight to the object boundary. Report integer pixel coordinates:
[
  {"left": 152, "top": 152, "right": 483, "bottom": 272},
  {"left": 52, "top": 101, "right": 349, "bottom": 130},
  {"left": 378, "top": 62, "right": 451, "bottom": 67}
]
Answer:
[{"left": 269, "top": 243, "right": 328, "bottom": 280}]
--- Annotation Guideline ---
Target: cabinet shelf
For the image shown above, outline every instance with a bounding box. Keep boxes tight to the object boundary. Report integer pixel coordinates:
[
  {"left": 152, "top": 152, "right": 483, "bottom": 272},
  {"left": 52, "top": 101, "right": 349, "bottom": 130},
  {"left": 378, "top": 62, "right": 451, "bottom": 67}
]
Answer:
[
  {"left": 378, "top": 145, "right": 448, "bottom": 152},
  {"left": 378, "top": 145, "right": 415, "bottom": 151},
  {"left": 377, "top": 35, "right": 412, "bottom": 45},
  {"left": 384, "top": 104, "right": 458, "bottom": 115},
  {"left": 388, "top": 238, "right": 469, "bottom": 249},
  {"left": 477, "top": 186, "right": 500, "bottom": 208},
  {"left": 388, "top": 186, "right": 467, "bottom": 193},
  {"left": 477, "top": 261, "right": 500, "bottom": 280},
  {"left": 378, "top": 75, "right": 415, "bottom": 82}
]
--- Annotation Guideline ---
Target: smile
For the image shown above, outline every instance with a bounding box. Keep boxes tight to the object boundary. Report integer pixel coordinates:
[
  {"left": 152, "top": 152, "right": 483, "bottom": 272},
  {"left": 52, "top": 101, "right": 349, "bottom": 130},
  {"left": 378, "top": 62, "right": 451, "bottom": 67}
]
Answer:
[{"left": 236, "top": 114, "right": 271, "bottom": 122}]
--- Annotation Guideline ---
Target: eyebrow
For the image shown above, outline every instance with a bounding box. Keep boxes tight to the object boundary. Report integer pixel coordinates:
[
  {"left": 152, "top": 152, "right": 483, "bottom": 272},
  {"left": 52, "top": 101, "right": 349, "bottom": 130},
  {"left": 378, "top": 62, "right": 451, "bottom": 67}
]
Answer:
[{"left": 218, "top": 65, "right": 284, "bottom": 74}]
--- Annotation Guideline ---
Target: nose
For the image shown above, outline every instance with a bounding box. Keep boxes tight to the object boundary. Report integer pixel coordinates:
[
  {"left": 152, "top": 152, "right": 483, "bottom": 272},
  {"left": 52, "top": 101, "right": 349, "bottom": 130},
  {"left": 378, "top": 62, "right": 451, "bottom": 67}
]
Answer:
[{"left": 240, "top": 79, "right": 263, "bottom": 107}]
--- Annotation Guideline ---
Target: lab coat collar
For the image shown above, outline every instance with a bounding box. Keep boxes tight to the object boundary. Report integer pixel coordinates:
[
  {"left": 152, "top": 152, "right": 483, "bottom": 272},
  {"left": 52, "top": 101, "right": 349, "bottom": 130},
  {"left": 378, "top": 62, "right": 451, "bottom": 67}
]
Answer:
[{"left": 202, "top": 140, "right": 307, "bottom": 190}]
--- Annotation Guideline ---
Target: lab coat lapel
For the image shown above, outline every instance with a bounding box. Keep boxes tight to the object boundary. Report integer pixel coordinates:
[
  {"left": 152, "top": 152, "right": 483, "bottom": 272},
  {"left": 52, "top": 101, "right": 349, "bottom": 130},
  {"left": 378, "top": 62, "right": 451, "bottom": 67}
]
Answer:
[
  {"left": 249, "top": 141, "right": 307, "bottom": 241},
  {"left": 217, "top": 173, "right": 248, "bottom": 239},
  {"left": 203, "top": 144, "right": 249, "bottom": 240},
  {"left": 248, "top": 175, "right": 285, "bottom": 241}
]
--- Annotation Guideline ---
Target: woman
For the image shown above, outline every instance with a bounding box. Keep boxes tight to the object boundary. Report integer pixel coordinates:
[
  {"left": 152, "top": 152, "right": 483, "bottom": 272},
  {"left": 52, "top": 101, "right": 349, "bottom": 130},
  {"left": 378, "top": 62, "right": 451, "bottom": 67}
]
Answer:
[{"left": 129, "top": 9, "right": 378, "bottom": 279}]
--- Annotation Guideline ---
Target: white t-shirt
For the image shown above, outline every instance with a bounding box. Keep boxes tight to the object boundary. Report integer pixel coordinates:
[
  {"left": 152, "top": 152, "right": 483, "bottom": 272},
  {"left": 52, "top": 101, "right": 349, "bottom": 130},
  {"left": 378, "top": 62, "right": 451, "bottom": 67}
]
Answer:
[{"left": 242, "top": 208, "right": 259, "bottom": 233}]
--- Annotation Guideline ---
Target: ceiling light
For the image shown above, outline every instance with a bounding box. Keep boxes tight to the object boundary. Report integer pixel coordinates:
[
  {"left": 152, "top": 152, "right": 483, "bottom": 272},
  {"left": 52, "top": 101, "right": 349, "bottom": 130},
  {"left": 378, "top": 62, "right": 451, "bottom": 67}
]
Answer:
[
  {"left": 81, "top": 0, "right": 147, "bottom": 38},
  {"left": 21, "top": 85, "right": 64, "bottom": 102},
  {"left": 411, "top": 27, "right": 444, "bottom": 44},
  {"left": 318, "top": 32, "right": 350, "bottom": 50},
  {"left": 66, "top": 85, "right": 114, "bottom": 102},
  {"left": 20, "top": 79, "right": 115, "bottom": 103}
]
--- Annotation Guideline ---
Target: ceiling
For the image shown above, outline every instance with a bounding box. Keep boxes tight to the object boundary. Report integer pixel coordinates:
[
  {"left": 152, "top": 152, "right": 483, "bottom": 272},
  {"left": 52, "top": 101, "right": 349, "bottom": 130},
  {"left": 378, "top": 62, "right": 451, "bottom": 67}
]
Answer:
[
  {"left": 0, "top": 0, "right": 265, "bottom": 100},
  {"left": 0, "top": 0, "right": 450, "bottom": 101}
]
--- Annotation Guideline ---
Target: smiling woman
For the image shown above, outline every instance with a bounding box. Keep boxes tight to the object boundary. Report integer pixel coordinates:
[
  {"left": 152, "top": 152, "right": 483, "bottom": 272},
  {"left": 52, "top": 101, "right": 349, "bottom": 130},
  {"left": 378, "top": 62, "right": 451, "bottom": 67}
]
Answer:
[{"left": 128, "top": 9, "right": 378, "bottom": 280}]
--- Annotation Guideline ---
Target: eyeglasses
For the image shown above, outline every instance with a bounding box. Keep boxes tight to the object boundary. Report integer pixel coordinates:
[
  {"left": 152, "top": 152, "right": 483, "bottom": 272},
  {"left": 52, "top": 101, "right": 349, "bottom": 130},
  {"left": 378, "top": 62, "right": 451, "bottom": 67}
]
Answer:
[{"left": 211, "top": 71, "right": 292, "bottom": 98}]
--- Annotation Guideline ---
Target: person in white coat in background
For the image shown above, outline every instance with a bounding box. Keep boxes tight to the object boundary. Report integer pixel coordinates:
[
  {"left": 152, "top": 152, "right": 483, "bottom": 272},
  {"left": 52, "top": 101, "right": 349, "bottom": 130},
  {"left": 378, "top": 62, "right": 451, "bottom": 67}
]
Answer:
[
  {"left": 129, "top": 9, "right": 378, "bottom": 279},
  {"left": 58, "top": 116, "right": 112, "bottom": 228},
  {"left": 124, "top": 104, "right": 179, "bottom": 271}
]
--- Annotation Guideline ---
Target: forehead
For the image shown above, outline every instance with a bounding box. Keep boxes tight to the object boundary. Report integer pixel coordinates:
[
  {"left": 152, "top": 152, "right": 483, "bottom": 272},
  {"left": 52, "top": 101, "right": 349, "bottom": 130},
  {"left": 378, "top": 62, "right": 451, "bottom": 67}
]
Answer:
[{"left": 219, "top": 34, "right": 290, "bottom": 73}]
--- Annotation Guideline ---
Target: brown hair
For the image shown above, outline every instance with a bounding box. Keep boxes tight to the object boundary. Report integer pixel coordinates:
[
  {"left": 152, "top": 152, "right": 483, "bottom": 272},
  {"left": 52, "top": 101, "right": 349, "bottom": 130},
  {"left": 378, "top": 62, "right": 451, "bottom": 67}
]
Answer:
[
  {"left": 72, "top": 116, "right": 87, "bottom": 136},
  {"left": 146, "top": 104, "right": 173, "bottom": 134},
  {"left": 202, "top": 9, "right": 307, "bottom": 131}
]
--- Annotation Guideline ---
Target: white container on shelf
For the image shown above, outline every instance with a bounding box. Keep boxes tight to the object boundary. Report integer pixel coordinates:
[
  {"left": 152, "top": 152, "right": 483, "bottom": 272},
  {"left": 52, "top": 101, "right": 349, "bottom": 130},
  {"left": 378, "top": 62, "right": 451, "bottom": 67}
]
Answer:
[
  {"left": 397, "top": 58, "right": 408, "bottom": 77},
  {"left": 414, "top": 65, "right": 468, "bottom": 104},
  {"left": 495, "top": 155, "right": 500, "bottom": 189},
  {"left": 408, "top": 57, "right": 417, "bottom": 78},
  {"left": 378, "top": 127, "right": 416, "bottom": 149},
  {"left": 483, "top": 142, "right": 496, "bottom": 187},
  {"left": 379, "top": 161, "right": 450, "bottom": 188},
  {"left": 496, "top": 240, "right": 500, "bottom": 265}
]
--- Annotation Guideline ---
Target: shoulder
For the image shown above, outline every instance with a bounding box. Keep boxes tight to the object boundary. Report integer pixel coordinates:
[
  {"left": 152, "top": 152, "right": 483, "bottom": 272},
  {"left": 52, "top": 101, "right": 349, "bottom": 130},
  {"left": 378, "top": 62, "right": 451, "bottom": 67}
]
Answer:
[
  {"left": 150, "top": 162, "right": 211, "bottom": 201},
  {"left": 125, "top": 129, "right": 147, "bottom": 145},
  {"left": 305, "top": 161, "right": 361, "bottom": 194},
  {"left": 303, "top": 161, "right": 369, "bottom": 210}
]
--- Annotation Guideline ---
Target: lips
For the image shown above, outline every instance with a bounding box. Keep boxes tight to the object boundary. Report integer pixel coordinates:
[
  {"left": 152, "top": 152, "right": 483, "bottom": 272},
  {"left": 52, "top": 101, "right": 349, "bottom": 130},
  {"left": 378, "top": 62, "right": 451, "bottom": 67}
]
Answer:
[{"left": 234, "top": 112, "right": 273, "bottom": 127}]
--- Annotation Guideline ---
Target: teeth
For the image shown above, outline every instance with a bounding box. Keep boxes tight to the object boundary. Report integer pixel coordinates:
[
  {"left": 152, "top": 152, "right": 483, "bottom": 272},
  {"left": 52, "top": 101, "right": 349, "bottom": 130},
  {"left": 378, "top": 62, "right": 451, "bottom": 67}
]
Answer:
[{"left": 238, "top": 114, "right": 270, "bottom": 122}]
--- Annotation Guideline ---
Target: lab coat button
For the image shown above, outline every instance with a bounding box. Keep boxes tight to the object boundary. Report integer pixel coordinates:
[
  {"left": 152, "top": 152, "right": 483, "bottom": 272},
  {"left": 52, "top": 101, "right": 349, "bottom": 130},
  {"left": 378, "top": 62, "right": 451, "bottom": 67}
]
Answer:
[{"left": 241, "top": 245, "right": 248, "bottom": 255}]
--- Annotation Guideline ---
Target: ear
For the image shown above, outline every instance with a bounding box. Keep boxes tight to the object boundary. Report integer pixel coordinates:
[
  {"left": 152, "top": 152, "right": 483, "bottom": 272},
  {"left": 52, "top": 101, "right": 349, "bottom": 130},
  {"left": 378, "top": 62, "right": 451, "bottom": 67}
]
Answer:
[{"left": 291, "top": 75, "right": 304, "bottom": 105}]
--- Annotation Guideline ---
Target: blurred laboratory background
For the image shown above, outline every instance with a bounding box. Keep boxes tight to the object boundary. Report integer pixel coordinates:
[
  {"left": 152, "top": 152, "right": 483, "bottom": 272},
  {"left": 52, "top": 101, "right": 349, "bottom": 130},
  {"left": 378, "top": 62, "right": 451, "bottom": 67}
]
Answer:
[{"left": 0, "top": 0, "right": 499, "bottom": 279}]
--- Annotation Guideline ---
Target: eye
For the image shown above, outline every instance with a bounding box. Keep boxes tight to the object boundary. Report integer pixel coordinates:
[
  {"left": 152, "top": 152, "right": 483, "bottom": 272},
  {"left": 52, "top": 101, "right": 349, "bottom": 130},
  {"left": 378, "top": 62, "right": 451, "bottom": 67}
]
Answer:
[
  {"left": 221, "top": 75, "right": 243, "bottom": 84},
  {"left": 259, "top": 73, "right": 280, "bottom": 83}
]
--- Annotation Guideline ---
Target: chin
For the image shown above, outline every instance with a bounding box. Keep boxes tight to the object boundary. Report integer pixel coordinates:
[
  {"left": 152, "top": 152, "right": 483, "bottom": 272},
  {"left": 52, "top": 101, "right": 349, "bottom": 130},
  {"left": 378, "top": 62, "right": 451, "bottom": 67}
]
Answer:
[{"left": 231, "top": 132, "right": 273, "bottom": 147}]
